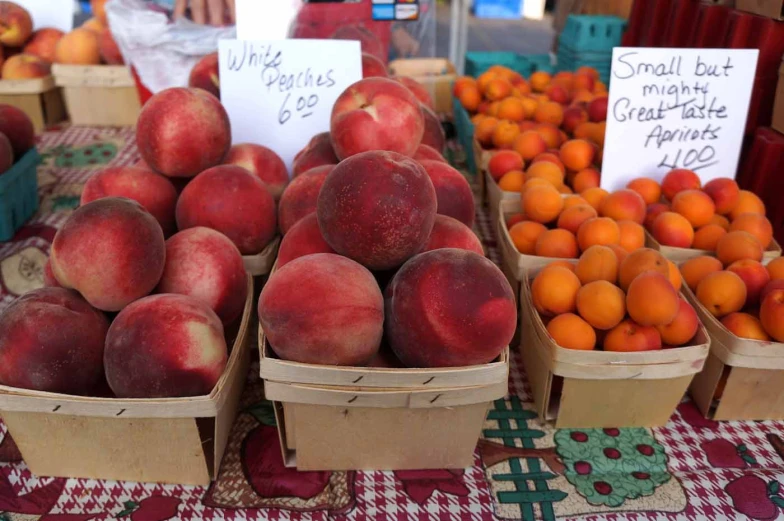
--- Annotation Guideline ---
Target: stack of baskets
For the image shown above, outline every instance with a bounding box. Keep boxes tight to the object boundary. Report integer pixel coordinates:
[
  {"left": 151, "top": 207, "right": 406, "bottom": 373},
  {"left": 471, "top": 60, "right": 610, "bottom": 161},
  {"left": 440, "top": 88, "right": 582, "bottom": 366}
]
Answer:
[{"left": 557, "top": 15, "right": 627, "bottom": 84}]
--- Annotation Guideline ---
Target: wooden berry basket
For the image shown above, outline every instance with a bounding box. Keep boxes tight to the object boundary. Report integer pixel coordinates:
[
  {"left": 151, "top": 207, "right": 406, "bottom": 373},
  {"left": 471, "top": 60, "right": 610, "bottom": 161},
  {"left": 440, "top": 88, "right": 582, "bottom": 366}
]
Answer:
[
  {"left": 52, "top": 65, "right": 142, "bottom": 127},
  {"left": 0, "top": 76, "right": 66, "bottom": 132},
  {"left": 475, "top": 137, "right": 493, "bottom": 205},
  {"left": 645, "top": 230, "right": 783, "bottom": 264},
  {"left": 683, "top": 284, "right": 784, "bottom": 420},
  {"left": 242, "top": 236, "right": 281, "bottom": 276},
  {"left": 387, "top": 58, "right": 457, "bottom": 116},
  {"left": 520, "top": 268, "right": 711, "bottom": 428},
  {"left": 259, "top": 328, "right": 509, "bottom": 471},
  {"left": 0, "top": 274, "right": 254, "bottom": 486}
]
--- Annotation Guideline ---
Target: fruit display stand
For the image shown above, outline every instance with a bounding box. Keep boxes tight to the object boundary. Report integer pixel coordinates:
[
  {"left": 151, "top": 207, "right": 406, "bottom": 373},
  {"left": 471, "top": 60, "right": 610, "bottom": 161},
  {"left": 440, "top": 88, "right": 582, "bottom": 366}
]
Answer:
[
  {"left": 52, "top": 65, "right": 142, "bottom": 127},
  {"left": 0, "top": 274, "right": 253, "bottom": 486},
  {"left": 0, "top": 148, "right": 40, "bottom": 242},
  {"left": 645, "top": 230, "right": 783, "bottom": 264},
  {"left": 242, "top": 236, "right": 281, "bottom": 276},
  {"left": 520, "top": 269, "right": 710, "bottom": 428},
  {"left": 685, "top": 284, "right": 784, "bottom": 421},
  {"left": 387, "top": 58, "right": 457, "bottom": 116},
  {"left": 259, "top": 329, "right": 509, "bottom": 471},
  {"left": 0, "top": 77, "right": 66, "bottom": 132}
]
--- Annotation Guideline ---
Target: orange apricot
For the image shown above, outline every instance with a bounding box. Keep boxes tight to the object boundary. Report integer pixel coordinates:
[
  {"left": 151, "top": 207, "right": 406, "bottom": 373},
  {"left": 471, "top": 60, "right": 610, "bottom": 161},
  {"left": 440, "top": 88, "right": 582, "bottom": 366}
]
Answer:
[
  {"left": 667, "top": 260, "right": 682, "bottom": 291},
  {"left": 509, "top": 221, "right": 547, "bottom": 254},
  {"left": 767, "top": 257, "right": 784, "bottom": 281},
  {"left": 484, "top": 78, "right": 513, "bottom": 101},
  {"left": 599, "top": 189, "right": 647, "bottom": 225},
  {"left": 535, "top": 229, "right": 580, "bottom": 258},
  {"left": 728, "top": 190, "right": 765, "bottom": 221},
  {"left": 626, "top": 271, "right": 680, "bottom": 326},
  {"left": 522, "top": 184, "right": 564, "bottom": 223},
  {"left": 617, "top": 220, "right": 645, "bottom": 252},
  {"left": 651, "top": 212, "right": 694, "bottom": 248},
  {"left": 458, "top": 84, "right": 481, "bottom": 112},
  {"left": 572, "top": 168, "right": 600, "bottom": 193},
  {"left": 547, "top": 313, "right": 596, "bottom": 350},
  {"left": 716, "top": 230, "right": 764, "bottom": 266},
  {"left": 534, "top": 123, "right": 562, "bottom": 149},
  {"left": 529, "top": 71, "right": 551, "bottom": 93},
  {"left": 709, "top": 214, "right": 731, "bottom": 231},
  {"left": 491, "top": 120, "right": 521, "bottom": 149},
  {"left": 576, "top": 217, "right": 621, "bottom": 251},
  {"left": 696, "top": 270, "right": 747, "bottom": 317},
  {"left": 703, "top": 178, "right": 740, "bottom": 216},
  {"left": 497, "top": 97, "right": 526, "bottom": 121},
  {"left": 729, "top": 213, "right": 773, "bottom": 249},
  {"left": 534, "top": 101, "right": 564, "bottom": 126},
  {"left": 618, "top": 247, "right": 669, "bottom": 291},
  {"left": 680, "top": 256, "right": 724, "bottom": 292},
  {"left": 626, "top": 177, "right": 662, "bottom": 206},
  {"left": 672, "top": 190, "right": 716, "bottom": 228},
  {"left": 526, "top": 160, "right": 565, "bottom": 188},
  {"left": 532, "top": 152, "right": 566, "bottom": 173},
  {"left": 692, "top": 224, "right": 727, "bottom": 251},
  {"left": 661, "top": 169, "right": 701, "bottom": 201},
  {"left": 488, "top": 150, "right": 524, "bottom": 181},
  {"left": 559, "top": 139, "right": 595, "bottom": 172},
  {"left": 656, "top": 298, "right": 699, "bottom": 346},
  {"left": 558, "top": 204, "right": 598, "bottom": 235},
  {"left": 575, "top": 245, "right": 619, "bottom": 284},
  {"left": 498, "top": 170, "right": 525, "bottom": 192},
  {"left": 721, "top": 312, "right": 771, "bottom": 341},
  {"left": 608, "top": 243, "right": 629, "bottom": 265},
  {"left": 531, "top": 265, "right": 581, "bottom": 316},
  {"left": 604, "top": 319, "right": 662, "bottom": 352},
  {"left": 576, "top": 280, "right": 626, "bottom": 330},
  {"left": 581, "top": 187, "right": 609, "bottom": 210},
  {"left": 474, "top": 116, "right": 498, "bottom": 146},
  {"left": 563, "top": 195, "right": 590, "bottom": 209},
  {"left": 512, "top": 131, "right": 548, "bottom": 161}
]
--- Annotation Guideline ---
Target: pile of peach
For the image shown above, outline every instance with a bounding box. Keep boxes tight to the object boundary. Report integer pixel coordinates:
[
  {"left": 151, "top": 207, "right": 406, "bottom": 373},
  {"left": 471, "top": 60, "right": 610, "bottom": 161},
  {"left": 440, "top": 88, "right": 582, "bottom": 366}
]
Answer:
[
  {"left": 0, "top": 103, "right": 34, "bottom": 174},
  {"left": 624, "top": 169, "right": 775, "bottom": 257},
  {"left": 681, "top": 255, "right": 784, "bottom": 343},
  {"left": 0, "top": 0, "right": 123, "bottom": 81},
  {"left": 532, "top": 247, "right": 698, "bottom": 352},
  {"left": 260, "top": 76, "right": 517, "bottom": 369}
]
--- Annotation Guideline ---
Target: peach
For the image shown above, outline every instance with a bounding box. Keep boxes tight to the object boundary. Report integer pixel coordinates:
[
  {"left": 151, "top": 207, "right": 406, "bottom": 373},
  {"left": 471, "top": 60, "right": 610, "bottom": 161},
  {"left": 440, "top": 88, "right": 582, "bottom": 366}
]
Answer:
[
  {"left": 0, "top": 1, "right": 32, "bottom": 46},
  {"left": 421, "top": 104, "right": 446, "bottom": 152},
  {"left": 692, "top": 224, "right": 726, "bottom": 251},
  {"left": 188, "top": 52, "right": 220, "bottom": 99},
  {"left": 292, "top": 132, "right": 339, "bottom": 177},
  {"left": 156, "top": 227, "right": 247, "bottom": 325},
  {"left": 526, "top": 160, "right": 564, "bottom": 187},
  {"left": 385, "top": 249, "right": 515, "bottom": 367},
  {"left": 557, "top": 204, "right": 597, "bottom": 235},
  {"left": 81, "top": 17, "right": 105, "bottom": 33},
  {"left": 728, "top": 190, "right": 765, "bottom": 221},
  {"left": 581, "top": 187, "right": 609, "bottom": 210},
  {"left": 535, "top": 229, "right": 579, "bottom": 258},
  {"left": 414, "top": 144, "right": 446, "bottom": 163},
  {"left": 261, "top": 253, "right": 383, "bottom": 365},
  {"left": 576, "top": 280, "right": 625, "bottom": 330},
  {"left": 105, "top": 294, "right": 227, "bottom": 398},
  {"left": 618, "top": 220, "right": 645, "bottom": 252},
  {"left": 626, "top": 272, "right": 679, "bottom": 326},
  {"left": 576, "top": 217, "right": 620, "bottom": 251},
  {"left": 547, "top": 313, "right": 596, "bottom": 350},
  {"left": 651, "top": 212, "right": 694, "bottom": 248},
  {"left": 626, "top": 177, "right": 662, "bottom": 206},
  {"left": 716, "top": 230, "right": 764, "bottom": 266},
  {"left": 588, "top": 96, "right": 608, "bottom": 122},
  {"left": 509, "top": 221, "right": 547, "bottom": 254},
  {"left": 668, "top": 260, "right": 682, "bottom": 291},
  {"left": 572, "top": 168, "right": 600, "bottom": 193},
  {"left": 54, "top": 28, "right": 101, "bottom": 65},
  {"left": 559, "top": 139, "right": 595, "bottom": 172},
  {"left": 680, "top": 256, "right": 724, "bottom": 292},
  {"left": 761, "top": 290, "right": 784, "bottom": 342},
  {"left": 318, "top": 151, "right": 436, "bottom": 270},
  {"left": 534, "top": 101, "right": 564, "bottom": 126},
  {"left": 703, "top": 178, "right": 739, "bottom": 215},
  {"left": 23, "top": 28, "right": 64, "bottom": 62},
  {"left": 362, "top": 52, "right": 387, "bottom": 78},
  {"left": 278, "top": 165, "right": 332, "bottom": 234},
  {"left": 50, "top": 198, "right": 166, "bottom": 311},
  {"left": 424, "top": 214, "right": 483, "bottom": 255},
  {"left": 177, "top": 165, "right": 277, "bottom": 255},
  {"left": 618, "top": 247, "right": 669, "bottom": 291},
  {"left": 498, "top": 170, "right": 525, "bottom": 192},
  {"left": 522, "top": 184, "right": 563, "bottom": 224},
  {"left": 1, "top": 53, "right": 50, "bottom": 79},
  {"left": 727, "top": 259, "right": 771, "bottom": 306},
  {"left": 137, "top": 88, "right": 231, "bottom": 178},
  {"left": 575, "top": 245, "right": 618, "bottom": 284},
  {"left": 562, "top": 106, "right": 589, "bottom": 134},
  {"left": 604, "top": 319, "right": 662, "bottom": 352},
  {"left": 532, "top": 265, "right": 581, "bottom": 316},
  {"left": 512, "top": 131, "right": 547, "bottom": 161},
  {"left": 721, "top": 312, "right": 771, "bottom": 341},
  {"left": 729, "top": 213, "right": 773, "bottom": 249},
  {"left": 91, "top": 0, "right": 108, "bottom": 24},
  {"left": 0, "top": 287, "right": 108, "bottom": 393},
  {"left": 223, "top": 143, "right": 288, "bottom": 200},
  {"left": 709, "top": 214, "right": 731, "bottom": 230},
  {"left": 419, "top": 160, "right": 475, "bottom": 227},
  {"left": 98, "top": 29, "right": 124, "bottom": 65},
  {"left": 81, "top": 166, "right": 178, "bottom": 236},
  {"left": 767, "top": 257, "right": 784, "bottom": 281},
  {"left": 397, "top": 76, "right": 432, "bottom": 108},
  {"left": 0, "top": 104, "right": 34, "bottom": 157},
  {"left": 488, "top": 150, "right": 523, "bottom": 181},
  {"left": 656, "top": 298, "right": 698, "bottom": 346},
  {"left": 331, "top": 77, "right": 424, "bottom": 159},
  {"left": 672, "top": 190, "right": 716, "bottom": 228},
  {"left": 697, "top": 271, "right": 747, "bottom": 317},
  {"left": 661, "top": 169, "right": 701, "bottom": 201},
  {"left": 599, "top": 189, "right": 646, "bottom": 224},
  {"left": 277, "top": 213, "right": 335, "bottom": 268},
  {"left": 43, "top": 259, "right": 60, "bottom": 288}
]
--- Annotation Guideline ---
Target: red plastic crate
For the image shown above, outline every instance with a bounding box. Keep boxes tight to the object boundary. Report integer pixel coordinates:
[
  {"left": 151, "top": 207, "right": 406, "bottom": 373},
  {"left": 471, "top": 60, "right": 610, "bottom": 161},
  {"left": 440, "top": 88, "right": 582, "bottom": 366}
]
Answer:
[
  {"left": 690, "top": 4, "right": 732, "bottom": 48},
  {"left": 738, "top": 128, "right": 784, "bottom": 245},
  {"left": 621, "top": 0, "right": 648, "bottom": 46},
  {"left": 723, "top": 10, "right": 784, "bottom": 79},
  {"left": 664, "top": 0, "right": 701, "bottom": 48},
  {"left": 745, "top": 74, "right": 779, "bottom": 135},
  {"left": 640, "top": 0, "right": 674, "bottom": 47}
]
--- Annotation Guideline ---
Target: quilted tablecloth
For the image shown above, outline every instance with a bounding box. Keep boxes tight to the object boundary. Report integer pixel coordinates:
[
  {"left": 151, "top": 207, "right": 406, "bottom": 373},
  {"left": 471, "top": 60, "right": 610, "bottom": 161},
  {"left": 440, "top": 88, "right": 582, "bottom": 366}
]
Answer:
[{"left": 1, "top": 126, "right": 784, "bottom": 521}]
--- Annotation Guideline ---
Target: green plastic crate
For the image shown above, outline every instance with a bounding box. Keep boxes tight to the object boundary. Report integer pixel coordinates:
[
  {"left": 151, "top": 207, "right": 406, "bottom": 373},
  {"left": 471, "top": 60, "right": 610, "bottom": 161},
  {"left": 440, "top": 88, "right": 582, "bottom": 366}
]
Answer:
[
  {"left": 464, "top": 52, "right": 556, "bottom": 79},
  {"left": 453, "top": 97, "right": 477, "bottom": 174},
  {"left": 0, "top": 148, "right": 40, "bottom": 241},
  {"left": 559, "top": 15, "right": 627, "bottom": 53}
]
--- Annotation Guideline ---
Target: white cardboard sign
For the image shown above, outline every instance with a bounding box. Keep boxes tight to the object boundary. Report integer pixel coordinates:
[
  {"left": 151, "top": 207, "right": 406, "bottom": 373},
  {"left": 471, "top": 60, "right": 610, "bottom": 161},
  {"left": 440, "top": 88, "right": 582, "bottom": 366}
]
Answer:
[
  {"left": 16, "top": 0, "right": 73, "bottom": 32},
  {"left": 601, "top": 48, "right": 759, "bottom": 191},
  {"left": 218, "top": 39, "right": 362, "bottom": 173}
]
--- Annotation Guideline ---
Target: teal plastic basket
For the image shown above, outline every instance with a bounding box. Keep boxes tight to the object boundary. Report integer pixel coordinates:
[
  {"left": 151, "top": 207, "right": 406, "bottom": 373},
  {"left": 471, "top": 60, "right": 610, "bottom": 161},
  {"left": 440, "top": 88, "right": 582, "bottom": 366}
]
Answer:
[
  {"left": 453, "top": 97, "right": 477, "bottom": 174},
  {"left": 0, "top": 148, "right": 40, "bottom": 241},
  {"left": 465, "top": 52, "right": 534, "bottom": 79},
  {"left": 526, "top": 54, "right": 556, "bottom": 75},
  {"left": 559, "top": 15, "right": 627, "bottom": 53}
]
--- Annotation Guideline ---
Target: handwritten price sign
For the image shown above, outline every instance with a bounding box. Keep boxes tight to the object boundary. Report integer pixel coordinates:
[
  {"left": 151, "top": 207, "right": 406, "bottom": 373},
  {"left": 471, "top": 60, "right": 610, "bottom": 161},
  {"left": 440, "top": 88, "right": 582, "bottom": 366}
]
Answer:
[
  {"left": 601, "top": 48, "right": 758, "bottom": 191},
  {"left": 218, "top": 39, "right": 362, "bottom": 173}
]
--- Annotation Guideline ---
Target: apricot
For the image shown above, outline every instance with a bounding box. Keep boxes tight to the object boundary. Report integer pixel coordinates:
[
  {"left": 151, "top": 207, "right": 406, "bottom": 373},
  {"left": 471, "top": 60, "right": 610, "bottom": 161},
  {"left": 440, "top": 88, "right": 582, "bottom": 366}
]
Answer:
[
  {"left": 608, "top": 243, "right": 629, "bottom": 265},
  {"left": 488, "top": 101, "right": 501, "bottom": 117},
  {"left": 572, "top": 168, "right": 600, "bottom": 193},
  {"left": 728, "top": 190, "right": 765, "bottom": 221},
  {"left": 526, "top": 160, "right": 564, "bottom": 187},
  {"left": 509, "top": 221, "right": 547, "bottom": 254},
  {"left": 530, "top": 71, "right": 551, "bottom": 92},
  {"left": 521, "top": 177, "right": 552, "bottom": 194},
  {"left": 535, "top": 229, "right": 579, "bottom": 258},
  {"left": 488, "top": 150, "right": 524, "bottom": 181},
  {"left": 604, "top": 319, "right": 662, "bottom": 352},
  {"left": 767, "top": 257, "right": 784, "bottom": 281},
  {"left": 703, "top": 178, "right": 740, "bottom": 215},
  {"left": 651, "top": 212, "right": 694, "bottom": 248},
  {"left": 618, "top": 248, "right": 669, "bottom": 291},
  {"left": 671, "top": 190, "right": 716, "bottom": 228},
  {"left": 667, "top": 260, "right": 682, "bottom": 291},
  {"left": 496, "top": 97, "right": 525, "bottom": 122},
  {"left": 484, "top": 78, "right": 513, "bottom": 101},
  {"left": 547, "top": 313, "right": 596, "bottom": 350},
  {"left": 558, "top": 204, "right": 597, "bottom": 235},
  {"left": 697, "top": 271, "right": 747, "bottom": 317},
  {"left": 534, "top": 101, "right": 564, "bottom": 126},
  {"left": 760, "top": 290, "right": 784, "bottom": 342},
  {"left": 661, "top": 169, "right": 701, "bottom": 201},
  {"left": 535, "top": 123, "right": 562, "bottom": 149},
  {"left": 549, "top": 260, "right": 577, "bottom": 272},
  {"left": 709, "top": 214, "right": 731, "bottom": 230},
  {"left": 532, "top": 152, "right": 566, "bottom": 172},
  {"left": 519, "top": 96, "right": 539, "bottom": 119},
  {"left": 562, "top": 106, "right": 589, "bottom": 134},
  {"left": 575, "top": 245, "right": 618, "bottom": 284},
  {"left": 644, "top": 202, "right": 670, "bottom": 230},
  {"left": 576, "top": 217, "right": 620, "bottom": 251},
  {"left": 506, "top": 212, "right": 525, "bottom": 229},
  {"left": 626, "top": 272, "right": 679, "bottom": 326},
  {"left": 531, "top": 265, "right": 581, "bottom": 316},
  {"left": 692, "top": 224, "right": 727, "bottom": 251},
  {"left": 656, "top": 298, "right": 699, "bottom": 346},
  {"left": 498, "top": 170, "right": 525, "bottom": 192},
  {"left": 563, "top": 195, "right": 590, "bottom": 209},
  {"left": 618, "top": 220, "right": 645, "bottom": 252},
  {"left": 581, "top": 187, "right": 609, "bottom": 210},
  {"left": 626, "top": 177, "right": 662, "bottom": 206},
  {"left": 576, "top": 280, "right": 625, "bottom": 330},
  {"left": 522, "top": 184, "right": 564, "bottom": 224},
  {"left": 728, "top": 259, "right": 771, "bottom": 306},
  {"left": 452, "top": 76, "right": 476, "bottom": 98},
  {"left": 729, "top": 213, "right": 773, "bottom": 249},
  {"left": 545, "top": 83, "right": 570, "bottom": 104},
  {"left": 512, "top": 131, "right": 548, "bottom": 161},
  {"left": 716, "top": 230, "right": 764, "bottom": 266},
  {"left": 474, "top": 116, "right": 498, "bottom": 146},
  {"left": 721, "top": 312, "right": 771, "bottom": 341},
  {"left": 680, "top": 256, "right": 724, "bottom": 292},
  {"left": 559, "top": 139, "right": 595, "bottom": 172},
  {"left": 459, "top": 85, "right": 481, "bottom": 112},
  {"left": 492, "top": 120, "right": 521, "bottom": 149},
  {"left": 600, "top": 189, "right": 647, "bottom": 224}
]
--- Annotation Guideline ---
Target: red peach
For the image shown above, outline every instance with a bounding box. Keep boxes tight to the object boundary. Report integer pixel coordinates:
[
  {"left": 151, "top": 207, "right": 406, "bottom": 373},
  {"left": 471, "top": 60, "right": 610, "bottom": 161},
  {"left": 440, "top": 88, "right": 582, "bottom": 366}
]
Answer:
[
  {"left": 661, "top": 169, "right": 701, "bottom": 201},
  {"left": 105, "top": 294, "right": 228, "bottom": 398},
  {"left": 588, "top": 96, "right": 608, "bottom": 122},
  {"left": 362, "top": 52, "right": 388, "bottom": 78},
  {"left": 703, "top": 178, "right": 740, "bottom": 215},
  {"left": 419, "top": 159, "right": 475, "bottom": 227},
  {"left": 420, "top": 104, "right": 446, "bottom": 152},
  {"left": 397, "top": 76, "right": 434, "bottom": 109},
  {"left": 188, "top": 52, "right": 220, "bottom": 99},
  {"left": 0, "top": 2, "right": 33, "bottom": 46},
  {"left": 423, "top": 214, "right": 483, "bottom": 255},
  {"left": 278, "top": 164, "right": 333, "bottom": 234},
  {"left": 98, "top": 29, "right": 124, "bottom": 65},
  {"left": 23, "top": 28, "right": 64, "bottom": 62},
  {"left": 0, "top": 104, "right": 34, "bottom": 157},
  {"left": 292, "top": 132, "right": 339, "bottom": 177},
  {"left": 414, "top": 144, "right": 447, "bottom": 163},
  {"left": 223, "top": 143, "right": 289, "bottom": 200},
  {"left": 1, "top": 53, "right": 50, "bottom": 79},
  {"left": 727, "top": 259, "right": 771, "bottom": 307},
  {"left": 43, "top": 259, "right": 60, "bottom": 288},
  {"left": 276, "top": 213, "right": 335, "bottom": 268},
  {"left": 176, "top": 165, "right": 277, "bottom": 255}
]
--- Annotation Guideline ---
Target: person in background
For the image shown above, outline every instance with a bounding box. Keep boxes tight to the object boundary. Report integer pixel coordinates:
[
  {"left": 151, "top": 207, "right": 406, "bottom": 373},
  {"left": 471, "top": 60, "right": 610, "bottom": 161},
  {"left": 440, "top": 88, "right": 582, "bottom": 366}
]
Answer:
[{"left": 153, "top": 0, "right": 235, "bottom": 25}]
